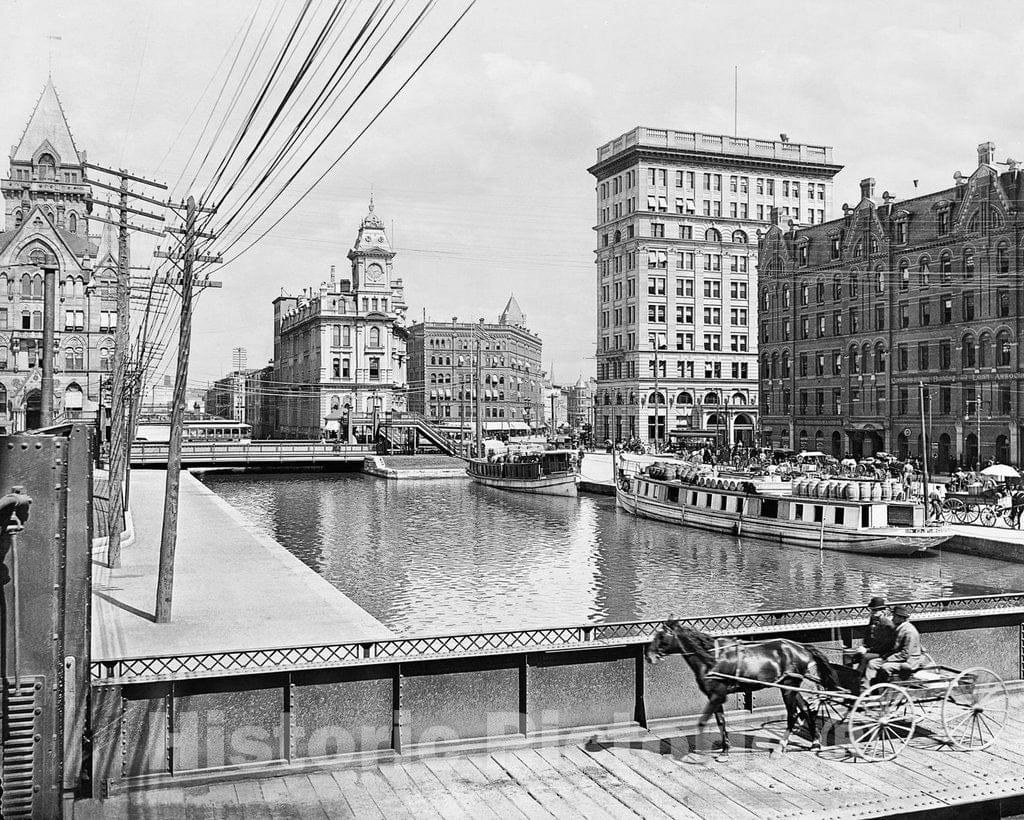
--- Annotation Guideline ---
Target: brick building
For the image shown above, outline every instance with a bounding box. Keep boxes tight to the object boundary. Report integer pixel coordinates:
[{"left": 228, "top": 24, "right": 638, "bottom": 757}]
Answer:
[
  {"left": 407, "top": 296, "right": 544, "bottom": 447},
  {"left": 758, "top": 142, "right": 1024, "bottom": 470},
  {"left": 0, "top": 80, "right": 119, "bottom": 431},
  {"left": 588, "top": 127, "right": 841, "bottom": 448}
]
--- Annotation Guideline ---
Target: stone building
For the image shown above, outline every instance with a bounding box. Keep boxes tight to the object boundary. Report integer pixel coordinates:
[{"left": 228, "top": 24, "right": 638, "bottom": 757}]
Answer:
[
  {"left": 272, "top": 199, "right": 408, "bottom": 438},
  {"left": 588, "top": 127, "right": 842, "bottom": 448},
  {"left": 0, "top": 79, "right": 118, "bottom": 432},
  {"left": 567, "top": 375, "right": 597, "bottom": 437},
  {"left": 758, "top": 142, "right": 1024, "bottom": 470},
  {"left": 407, "top": 296, "right": 544, "bottom": 446}
]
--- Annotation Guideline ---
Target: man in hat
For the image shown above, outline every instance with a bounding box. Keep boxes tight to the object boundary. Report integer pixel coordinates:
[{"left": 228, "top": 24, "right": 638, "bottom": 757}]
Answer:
[
  {"left": 856, "top": 596, "right": 896, "bottom": 689},
  {"left": 865, "top": 605, "right": 923, "bottom": 685}
]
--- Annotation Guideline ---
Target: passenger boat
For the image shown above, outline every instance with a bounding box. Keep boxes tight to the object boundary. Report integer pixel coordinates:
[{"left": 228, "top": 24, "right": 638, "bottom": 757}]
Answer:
[
  {"left": 467, "top": 451, "right": 578, "bottom": 497},
  {"left": 616, "top": 470, "right": 952, "bottom": 556}
]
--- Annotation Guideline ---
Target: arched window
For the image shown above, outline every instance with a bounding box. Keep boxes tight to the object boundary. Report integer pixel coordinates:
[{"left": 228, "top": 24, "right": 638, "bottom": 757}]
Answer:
[
  {"left": 997, "top": 331, "right": 1012, "bottom": 366},
  {"left": 781, "top": 352, "right": 791, "bottom": 378},
  {"left": 36, "top": 153, "right": 55, "bottom": 181},
  {"left": 898, "top": 258, "right": 909, "bottom": 289},
  {"left": 0, "top": 275, "right": 7, "bottom": 296},
  {"left": 964, "top": 248, "right": 976, "bottom": 276},
  {"left": 649, "top": 391, "right": 666, "bottom": 406},
  {"left": 816, "top": 280, "right": 825, "bottom": 303},
  {"left": 64, "top": 347, "right": 75, "bottom": 371},
  {"left": 731, "top": 392, "right": 745, "bottom": 405},
  {"left": 815, "top": 430, "right": 825, "bottom": 450},
  {"left": 875, "top": 265, "right": 885, "bottom": 293},
  {"left": 978, "top": 332, "right": 991, "bottom": 368},
  {"left": 875, "top": 343, "right": 887, "bottom": 373},
  {"left": 799, "top": 282, "right": 808, "bottom": 306},
  {"left": 615, "top": 391, "right": 623, "bottom": 405},
  {"left": 833, "top": 274, "right": 842, "bottom": 299},
  {"left": 68, "top": 212, "right": 77, "bottom": 233},
  {"left": 939, "top": 251, "right": 952, "bottom": 282},
  {"left": 613, "top": 229, "right": 621, "bottom": 243},
  {"left": 782, "top": 285, "right": 790, "bottom": 307},
  {"left": 918, "top": 255, "right": 931, "bottom": 286},
  {"left": 705, "top": 228, "right": 721, "bottom": 242},
  {"left": 850, "top": 273, "right": 858, "bottom": 298},
  {"left": 99, "top": 347, "right": 112, "bottom": 371},
  {"left": 13, "top": 211, "right": 22, "bottom": 228},
  {"left": 850, "top": 345, "right": 860, "bottom": 374},
  {"left": 704, "top": 391, "right": 719, "bottom": 405},
  {"left": 853, "top": 240, "right": 863, "bottom": 258},
  {"left": 731, "top": 230, "right": 747, "bottom": 243},
  {"left": 369, "top": 327, "right": 381, "bottom": 347},
  {"left": 962, "top": 334, "right": 976, "bottom": 368},
  {"left": 21, "top": 275, "right": 31, "bottom": 297},
  {"left": 861, "top": 343, "right": 872, "bottom": 373},
  {"left": 32, "top": 275, "right": 43, "bottom": 297},
  {"left": 799, "top": 430, "right": 809, "bottom": 449},
  {"left": 869, "top": 235, "right": 878, "bottom": 254},
  {"left": 31, "top": 310, "right": 41, "bottom": 330}
]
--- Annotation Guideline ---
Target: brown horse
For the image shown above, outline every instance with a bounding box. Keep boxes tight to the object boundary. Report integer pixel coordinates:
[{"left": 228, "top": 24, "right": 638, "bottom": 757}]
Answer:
[{"left": 646, "top": 620, "right": 843, "bottom": 760}]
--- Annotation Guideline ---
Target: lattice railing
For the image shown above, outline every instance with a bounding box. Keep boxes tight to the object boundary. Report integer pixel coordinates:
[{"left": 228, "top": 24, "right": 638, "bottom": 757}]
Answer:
[{"left": 91, "top": 592, "right": 1024, "bottom": 683}]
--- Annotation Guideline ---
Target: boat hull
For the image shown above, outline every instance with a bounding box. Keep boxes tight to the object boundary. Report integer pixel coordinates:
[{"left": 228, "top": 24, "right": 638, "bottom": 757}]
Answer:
[
  {"left": 616, "top": 486, "right": 950, "bottom": 556},
  {"left": 469, "top": 471, "right": 578, "bottom": 497}
]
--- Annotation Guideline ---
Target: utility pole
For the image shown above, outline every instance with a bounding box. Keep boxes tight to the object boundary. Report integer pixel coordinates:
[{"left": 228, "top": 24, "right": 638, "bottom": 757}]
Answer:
[
  {"left": 920, "top": 381, "right": 931, "bottom": 522},
  {"left": 153, "top": 196, "right": 221, "bottom": 623},
  {"left": 84, "top": 163, "right": 167, "bottom": 568},
  {"left": 475, "top": 327, "right": 483, "bottom": 457}
]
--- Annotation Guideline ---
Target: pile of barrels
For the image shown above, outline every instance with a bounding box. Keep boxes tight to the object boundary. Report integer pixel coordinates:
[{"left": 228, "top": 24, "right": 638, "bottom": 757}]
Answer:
[{"left": 791, "top": 476, "right": 905, "bottom": 501}]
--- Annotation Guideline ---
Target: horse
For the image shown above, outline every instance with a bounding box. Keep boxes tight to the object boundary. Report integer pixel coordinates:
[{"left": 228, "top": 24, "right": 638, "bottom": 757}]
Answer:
[{"left": 646, "top": 620, "right": 843, "bottom": 761}]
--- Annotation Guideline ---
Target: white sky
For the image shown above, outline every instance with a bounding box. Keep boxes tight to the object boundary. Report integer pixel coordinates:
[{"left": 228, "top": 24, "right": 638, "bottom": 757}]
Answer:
[{"left": 2, "top": 0, "right": 1022, "bottom": 389}]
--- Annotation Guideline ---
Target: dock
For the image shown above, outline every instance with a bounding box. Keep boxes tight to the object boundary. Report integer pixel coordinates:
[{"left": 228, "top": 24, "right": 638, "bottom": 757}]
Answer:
[
  {"left": 363, "top": 454, "right": 468, "bottom": 479},
  {"left": 78, "top": 689, "right": 1024, "bottom": 819},
  {"left": 91, "top": 469, "right": 392, "bottom": 661}
]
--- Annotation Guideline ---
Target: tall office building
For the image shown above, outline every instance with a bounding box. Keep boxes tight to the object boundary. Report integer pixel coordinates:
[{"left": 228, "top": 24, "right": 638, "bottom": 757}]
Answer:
[{"left": 588, "top": 127, "right": 841, "bottom": 447}]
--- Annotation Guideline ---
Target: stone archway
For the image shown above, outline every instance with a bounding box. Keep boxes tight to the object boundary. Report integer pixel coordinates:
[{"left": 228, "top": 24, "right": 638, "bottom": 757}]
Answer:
[{"left": 25, "top": 389, "right": 41, "bottom": 431}]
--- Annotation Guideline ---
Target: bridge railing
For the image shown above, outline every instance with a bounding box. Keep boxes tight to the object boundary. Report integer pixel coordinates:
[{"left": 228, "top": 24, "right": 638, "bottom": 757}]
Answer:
[
  {"left": 88, "top": 593, "right": 1024, "bottom": 794},
  {"left": 129, "top": 440, "right": 376, "bottom": 463},
  {"left": 90, "top": 592, "right": 1024, "bottom": 682}
]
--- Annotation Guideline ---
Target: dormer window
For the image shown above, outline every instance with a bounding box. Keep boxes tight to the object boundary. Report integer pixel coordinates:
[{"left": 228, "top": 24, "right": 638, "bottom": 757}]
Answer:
[
  {"left": 830, "top": 236, "right": 840, "bottom": 259},
  {"left": 798, "top": 243, "right": 809, "bottom": 266},
  {"left": 938, "top": 210, "right": 949, "bottom": 234},
  {"left": 36, "top": 153, "right": 55, "bottom": 181}
]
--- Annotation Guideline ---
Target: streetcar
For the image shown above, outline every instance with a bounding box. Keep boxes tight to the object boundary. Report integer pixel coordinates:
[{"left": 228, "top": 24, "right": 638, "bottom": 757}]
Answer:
[{"left": 134, "top": 417, "right": 252, "bottom": 444}]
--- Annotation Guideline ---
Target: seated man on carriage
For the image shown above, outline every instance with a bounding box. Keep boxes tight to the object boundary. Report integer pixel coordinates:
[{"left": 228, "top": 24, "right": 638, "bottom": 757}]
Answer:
[
  {"left": 855, "top": 596, "right": 896, "bottom": 690},
  {"left": 864, "top": 605, "right": 923, "bottom": 686}
]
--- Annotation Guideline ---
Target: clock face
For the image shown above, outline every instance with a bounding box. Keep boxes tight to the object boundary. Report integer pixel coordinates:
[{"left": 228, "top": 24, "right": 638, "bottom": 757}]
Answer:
[{"left": 365, "top": 264, "right": 384, "bottom": 284}]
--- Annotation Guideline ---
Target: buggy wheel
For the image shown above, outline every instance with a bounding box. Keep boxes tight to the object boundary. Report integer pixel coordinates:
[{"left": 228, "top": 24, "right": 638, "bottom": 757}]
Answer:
[
  {"left": 978, "top": 506, "right": 997, "bottom": 528},
  {"left": 941, "top": 667, "right": 1008, "bottom": 751},
  {"left": 847, "top": 683, "right": 916, "bottom": 762},
  {"left": 942, "top": 497, "right": 967, "bottom": 524},
  {"left": 962, "top": 503, "right": 980, "bottom": 524}
]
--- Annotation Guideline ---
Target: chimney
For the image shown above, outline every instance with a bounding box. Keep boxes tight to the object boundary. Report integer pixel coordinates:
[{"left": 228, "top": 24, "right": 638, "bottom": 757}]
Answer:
[
  {"left": 859, "top": 178, "right": 876, "bottom": 199},
  {"left": 978, "top": 141, "right": 996, "bottom": 166}
]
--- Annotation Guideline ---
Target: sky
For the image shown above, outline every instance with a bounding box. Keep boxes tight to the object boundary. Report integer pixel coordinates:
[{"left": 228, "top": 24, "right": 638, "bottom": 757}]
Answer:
[{"left": 2, "top": 0, "right": 1024, "bottom": 391}]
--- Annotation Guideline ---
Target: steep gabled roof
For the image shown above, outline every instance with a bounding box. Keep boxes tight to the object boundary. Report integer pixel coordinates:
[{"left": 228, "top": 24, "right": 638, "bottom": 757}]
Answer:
[{"left": 12, "top": 79, "right": 81, "bottom": 165}]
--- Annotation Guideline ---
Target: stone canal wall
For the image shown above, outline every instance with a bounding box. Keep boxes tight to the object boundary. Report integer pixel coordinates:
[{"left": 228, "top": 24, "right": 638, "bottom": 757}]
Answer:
[{"left": 89, "top": 594, "right": 1024, "bottom": 795}]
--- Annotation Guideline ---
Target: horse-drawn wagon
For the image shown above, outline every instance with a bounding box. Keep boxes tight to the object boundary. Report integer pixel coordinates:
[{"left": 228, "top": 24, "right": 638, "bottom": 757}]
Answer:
[
  {"left": 647, "top": 621, "right": 1009, "bottom": 762},
  {"left": 941, "top": 486, "right": 1016, "bottom": 527}
]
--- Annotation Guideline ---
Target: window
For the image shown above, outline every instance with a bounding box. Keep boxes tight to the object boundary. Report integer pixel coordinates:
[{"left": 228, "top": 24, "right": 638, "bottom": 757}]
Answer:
[
  {"left": 899, "top": 259, "right": 909, "bottom": 291},
  {"left": 677, "top": 278, "right": 694, "bottom": 297},
  {"left": 939, "top": 340, "right": 951, "bottom": 370},
  {"left": 817, "top": 315, "right": 826, "bottom": 337},
  {"left": 998, "top": 332, "right": 1012, "bottom": 366},
  {"left": 875, "top": 304, "right": 885, "bottom": 330},
  {"left": 815, "top": 353, "right": 825, "bottom": 376},
  {"left": 938, "top": 211, "right": 949, "bottom": 234},
  {"left": 940, "top": 252, "right": 952, "bottom": 282},
  {"left": 918, "top": 342, "right": 930, "bottom": 370},
  {"left": 895, "top": 221, "right": 907, "bottom": 244},
  {"left": 962, "top": 335, "right": 976, "bottom": 368},
  {"left": 918, "top": 256, "right": 930, "bottom": 286},
  {"left": 677, "top": 251, "right": 694, "bottom": 270},
  {"left": 898, "top": 303, "right": 909, "bottom": 329},
  {"left": 729, "top": 255, "right": 748, "bottom": 273},
  {"left": 766, "top": 179, "right": 774, "bottom": 195},
  {"left": 816, "top": 281, "right": 825, "bottom": 303},
  {"left": 369, "top": 357, "right": 381, "bottom": 380},
  {"left": 833, "top": 275, "right": 842, "bottom": 300},
  {"left": 964, "top": 249, "right": 975, "bottom": 277},
  {"left": 996, "top": 243, "right": 1009, "bottom": 274},
  {"left": 648, "top": 277, "right": 666, "bottom": 295},
  {"left": 648, "top": 305, "right": 666, "bottom": 323},
  {"left": 832, "top": 350, "right": 842, "bottom": 375},
  {"left": 848, "top": 308, "right": 859, "bottom": 333},
  {"left": 705, "top": 228, "right": 721, "bottom": 242},
  {"left": 798, "top": 245, "right": 808, "bottom": 266},
  {"left": 651, "top": 222, "right": 665, "bottom": 238},
  {"left": 729, "top": 281, "right": 747, "bottom": 299},
  {"left": 998, "top": 289, "right": 1010, "bottom": 317},
  {"left": 799, "top": 282, "right": 809, "bottom": 305},
  {"left": 703, "top": 280, "right": 721, "bottom": 298},
  {"left": 832, "top": 311, "right": 843, "bottom": 335},
  {"left": 731, "top": 308, "right": 748, "bottom": 326},
  {"left": 369, "top": 326, "right": 381, "bottom": 347},
  {"left": 342, "top": 357, "right": 351, "bottom": 378},
  {"left": 898, "top": 388, "right": 909, "bottom": 415},
  {"left": 919, "top": 299, "right": 930, "bottom": 326},
  {"left": 897, "top": 344, "right": 908, "bottom": 371},
  {"left": 962, "top": 291, "right": 975, "bottom": 321},
  {"left": 332, "top": 358, "right": 341, "bottom": 378},
  {"left": 799, "top": 353, "right": 808, "bottom": 377},
  {"left": 703, "top": 307, "right": 721, "bottom": 325},
  {"left": 940, "top": 295, "right": 952, "bottom": 324},
  {"left": 679, "top": 225, "right": 693, "bottom": 239},
  {"left": 830, "top": 237, "right": 840, "bottom": 259}
]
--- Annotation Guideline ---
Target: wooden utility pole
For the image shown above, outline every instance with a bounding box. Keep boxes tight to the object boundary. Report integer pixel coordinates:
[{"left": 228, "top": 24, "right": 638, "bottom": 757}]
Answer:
[
  {"left": 85, "top": 163, "right": 166, "bottom": 568},
  {"left": 475, "top": 322, "right": 483, "bottom": 456},
  {"left": 154, "top": 196, "right": 221, "bottom": 623}
]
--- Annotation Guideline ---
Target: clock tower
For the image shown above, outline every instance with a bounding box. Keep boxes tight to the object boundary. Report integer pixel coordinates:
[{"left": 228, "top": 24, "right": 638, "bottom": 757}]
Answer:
[{"left": 347, "top": 194, "right": 394, "bottom": 291}]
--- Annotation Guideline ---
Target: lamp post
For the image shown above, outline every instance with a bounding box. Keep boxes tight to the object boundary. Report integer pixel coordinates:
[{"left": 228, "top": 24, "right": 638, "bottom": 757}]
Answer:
[
  {"left": 451, "top": 316, "right": 458, "bottom": 453},
  {"left": 343, "top": 401, "right": 351, "bottom": 444},
  {"left": 966, "top": 396, "right": 984, "bottom": 469}
]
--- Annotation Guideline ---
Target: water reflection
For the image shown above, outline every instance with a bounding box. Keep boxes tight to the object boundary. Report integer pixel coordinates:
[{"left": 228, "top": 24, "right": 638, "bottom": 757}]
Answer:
[{"left": 204, "top": 473, "right": 1024, "bottom": 635}]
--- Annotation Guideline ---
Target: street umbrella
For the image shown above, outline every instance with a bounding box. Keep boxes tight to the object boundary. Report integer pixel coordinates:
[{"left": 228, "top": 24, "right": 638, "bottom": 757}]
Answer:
[{"left": 981, "top": 464, "right": 1020, "bottom": 479}]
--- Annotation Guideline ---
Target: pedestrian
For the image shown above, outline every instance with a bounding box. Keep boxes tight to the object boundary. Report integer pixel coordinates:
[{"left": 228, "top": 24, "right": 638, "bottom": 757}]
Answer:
[{"left": 856, "top": 596, "right": 897, "bottom": 690}]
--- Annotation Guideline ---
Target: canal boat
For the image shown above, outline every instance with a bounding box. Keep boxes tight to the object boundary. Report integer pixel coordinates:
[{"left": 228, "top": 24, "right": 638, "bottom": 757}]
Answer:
[
  {"left": 616, "top": 471, "right": 952, "bottom": 556},
  {"left": 467, "top": 451, "right": 578, "bottom": 497}
]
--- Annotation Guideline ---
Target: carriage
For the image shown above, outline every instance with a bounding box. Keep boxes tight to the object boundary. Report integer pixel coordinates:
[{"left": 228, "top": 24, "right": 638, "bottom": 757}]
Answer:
[
  {"left": 806, "top": 655, "right": 1008, "bottom": 761},
  {"left": 940, "top": 486, "right": 1015, "bottom": 527},
  {"left": 647, "top": 623, "right": 1009, "bottom": 763}
]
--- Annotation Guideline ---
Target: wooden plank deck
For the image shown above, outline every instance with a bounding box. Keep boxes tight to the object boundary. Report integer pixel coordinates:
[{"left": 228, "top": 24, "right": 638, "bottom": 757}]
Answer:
[{"left": 77, "top": 695, "right": 1024, "bottom": 819}]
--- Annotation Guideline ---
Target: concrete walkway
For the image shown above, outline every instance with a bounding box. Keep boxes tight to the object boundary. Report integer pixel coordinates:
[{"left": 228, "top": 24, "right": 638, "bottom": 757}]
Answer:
[{"left": 92, "top": 470, "right": 392, "bottom": 662}]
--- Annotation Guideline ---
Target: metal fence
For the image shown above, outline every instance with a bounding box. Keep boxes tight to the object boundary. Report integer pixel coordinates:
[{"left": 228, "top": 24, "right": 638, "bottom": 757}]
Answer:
[{"left": 92, "top": 592, "right": 1024, "bottom": 683}]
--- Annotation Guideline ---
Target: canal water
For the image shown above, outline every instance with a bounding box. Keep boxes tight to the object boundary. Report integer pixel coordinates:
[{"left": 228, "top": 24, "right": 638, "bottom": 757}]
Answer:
[{"left": 203, "top": 472, "right": 1024, "bottom": 636}]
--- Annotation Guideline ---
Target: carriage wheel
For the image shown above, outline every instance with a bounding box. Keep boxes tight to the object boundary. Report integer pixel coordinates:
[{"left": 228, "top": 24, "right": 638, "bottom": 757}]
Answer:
[
  {"left": 940, "top": 667, "right": 1008, "bottom": 751},
  {"left": 943, "top": 497, "right": 967, "bottom": 524},
  {"left": 847, "top": 683, "right": 917, "bottom": 761},
  {"left": 978, "top": 506, "right": 998, "bottom": 528},
  {"left": 962, "top": 504, "right": 980, "bottom": 524},
  {"left": 812, "top": 692, "right": 848, "bottom": 739}
]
